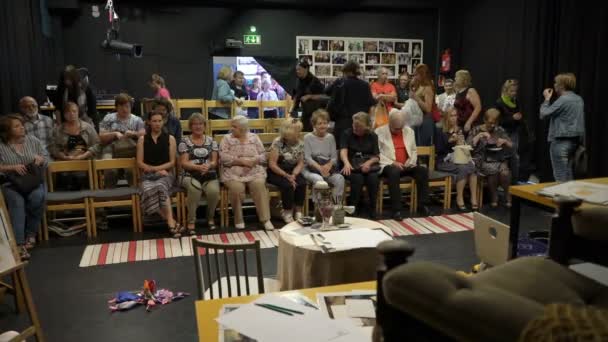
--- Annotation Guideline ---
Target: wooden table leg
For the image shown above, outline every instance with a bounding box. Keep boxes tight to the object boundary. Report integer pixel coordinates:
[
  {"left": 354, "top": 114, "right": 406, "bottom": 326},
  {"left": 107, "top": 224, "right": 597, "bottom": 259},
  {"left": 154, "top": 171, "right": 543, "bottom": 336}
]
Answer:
[
  {"left": 509, "top": 196, "right": 521, "bottom": 259},
  {"left": 11, "top": 271, "right": 26, "bottom": 313},
  {"left": 18, "top": 268, "right": 45, "bottom": 342}
]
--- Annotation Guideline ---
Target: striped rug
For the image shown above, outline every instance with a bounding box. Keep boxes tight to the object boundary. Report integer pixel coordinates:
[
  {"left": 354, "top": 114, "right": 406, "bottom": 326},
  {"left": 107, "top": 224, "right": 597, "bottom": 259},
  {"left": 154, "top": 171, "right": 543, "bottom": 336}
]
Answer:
[
  {"left": 79, "top": 230, "right": 281, "bottom": 267},
  {"left": 79, "top": 213, "right": 472, "bottom": 267},
  {"left": 380, "top": 212, "right": 474, "bottom": 236}
]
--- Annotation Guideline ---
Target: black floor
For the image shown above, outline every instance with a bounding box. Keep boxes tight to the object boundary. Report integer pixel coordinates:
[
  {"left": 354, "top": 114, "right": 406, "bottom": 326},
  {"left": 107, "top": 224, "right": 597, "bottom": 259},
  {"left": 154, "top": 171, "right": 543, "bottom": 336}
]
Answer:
[{"left": 0, "top": 204, "right": 553, "bottom": 342}]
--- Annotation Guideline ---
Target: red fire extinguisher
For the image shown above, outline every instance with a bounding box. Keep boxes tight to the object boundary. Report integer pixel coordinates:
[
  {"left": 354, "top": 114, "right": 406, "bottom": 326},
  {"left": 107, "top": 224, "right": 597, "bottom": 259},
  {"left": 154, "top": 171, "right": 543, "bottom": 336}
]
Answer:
[{"left": 440, "top": 49, "right": 451, "bottom": 73}]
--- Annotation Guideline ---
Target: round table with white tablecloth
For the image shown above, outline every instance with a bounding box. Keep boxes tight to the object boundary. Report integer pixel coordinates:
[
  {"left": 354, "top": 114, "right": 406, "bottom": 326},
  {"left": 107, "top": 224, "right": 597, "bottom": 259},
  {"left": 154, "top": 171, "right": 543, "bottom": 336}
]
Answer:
[{"left": 277, "top": 217, "right": 392, "bottom": 291}]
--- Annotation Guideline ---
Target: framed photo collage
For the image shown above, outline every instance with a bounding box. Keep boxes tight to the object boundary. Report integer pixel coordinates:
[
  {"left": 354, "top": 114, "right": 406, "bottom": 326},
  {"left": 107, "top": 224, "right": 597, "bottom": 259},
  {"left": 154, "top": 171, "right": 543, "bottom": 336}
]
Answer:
[{"left": 297, "top": 36, "right": 423, "bottom": 86}]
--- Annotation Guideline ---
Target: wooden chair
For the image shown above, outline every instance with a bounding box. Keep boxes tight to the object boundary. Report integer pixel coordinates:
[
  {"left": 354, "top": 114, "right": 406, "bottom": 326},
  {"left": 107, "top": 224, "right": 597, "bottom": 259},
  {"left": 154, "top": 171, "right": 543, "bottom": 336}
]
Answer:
[
  {"left": 43, "top": 160, "right": 93, "bottom": 240},
  {"left": 205, "top": 100, "right": 233, "bottom": 121},
  {"left": 258, "top": 100, "right": 291, "bottom": 119},
  {"left": 140, "top": 98, "right": 177, "bottom": 118},
  {"left": 175, "top": 98, "right": 205, "bottom": 120},
  {"left": 89, "top": 158, "right": 141, "bottom": 237},
  {"left": 417, "top": 146, "right": 452, "bottom": 211},
  {"left": 377, "top": 175, "right": 416, "bottom": 216},
  {"left": 192, "top": 239, "right": 278, "bottom": 300}
]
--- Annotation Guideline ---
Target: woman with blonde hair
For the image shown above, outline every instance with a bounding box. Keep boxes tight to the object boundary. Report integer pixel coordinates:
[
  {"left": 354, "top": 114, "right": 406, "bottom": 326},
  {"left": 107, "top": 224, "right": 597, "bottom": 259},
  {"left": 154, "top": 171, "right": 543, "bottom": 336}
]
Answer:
[
  {"left": 211, "top": 65, "right": 244, "bottom": 119},
  {"left": 453, "top": 69, "right": 482, "bottom": 133},
  {"left": 149, "top": 73, "right": 171, "bottom": 99},
  {"left": 267, "top": 118, "right": 306, "bottom": 223},
  {"left": 435, "top": 107, "right": 478, "bottom": 210},
  {"left": 496, "top": 79, "right": 523, "bottom": 183},
  {"left": 220, "top": 115, "right": 274, "bottom": 230},
  {"left": 179, "top": 113, "right": 220, "bottom": 232},
  {"left": 340, "top": 112, "right": 380, "bottom": 218},
  {"left": 540, "top": 73, "right": 585, "bottom": 182}
]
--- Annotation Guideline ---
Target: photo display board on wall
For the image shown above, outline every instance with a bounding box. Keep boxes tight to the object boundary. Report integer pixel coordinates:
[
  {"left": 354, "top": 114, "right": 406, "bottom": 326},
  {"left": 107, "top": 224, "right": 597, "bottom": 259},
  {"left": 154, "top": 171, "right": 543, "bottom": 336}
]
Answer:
[{"left": 297, "top": 36, "right": 423, "bottom": 85}]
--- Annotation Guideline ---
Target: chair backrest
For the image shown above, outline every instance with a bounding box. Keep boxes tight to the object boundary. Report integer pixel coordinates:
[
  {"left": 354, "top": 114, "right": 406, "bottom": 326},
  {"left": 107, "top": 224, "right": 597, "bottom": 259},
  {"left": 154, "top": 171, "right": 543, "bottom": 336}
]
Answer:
[
  {"left": 208, "top": 119, "right": 232, "bottom": 136},
  {"left": 205, "top": 100, "right": 234, "bottom": 119},
  {"left": 258, "top": 100, "right": 291, "bottom": 118},
  {"left": 46, "top": 160, "right": 93, "bottom": 191},
  {"left": 192, "top": 239, "right": 264, "bottom": 300},
  {"left": 92, "top": 158, "right": 138, "bottom": 189},
  {"left": 416, "top": 146, "right": 436, "bottom": 171},
  {"left": 175, "top": 99, "right": 205, "bottom": 121}
]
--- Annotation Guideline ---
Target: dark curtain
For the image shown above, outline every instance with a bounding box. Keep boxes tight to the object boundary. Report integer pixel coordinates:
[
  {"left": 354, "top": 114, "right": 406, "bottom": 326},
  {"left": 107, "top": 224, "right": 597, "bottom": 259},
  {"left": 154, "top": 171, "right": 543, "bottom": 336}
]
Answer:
[
  {"left": 255, "top": 56, "right": 298, "bottom": 96},
  {"left": 457, "top": 0, "right": 608, "bottom": 181},
  {"left": 0, "top": 0, "right": 58, "bottom": 114},
  {"left": 519, "top": 0, "right": 608, "bottom": 180}
]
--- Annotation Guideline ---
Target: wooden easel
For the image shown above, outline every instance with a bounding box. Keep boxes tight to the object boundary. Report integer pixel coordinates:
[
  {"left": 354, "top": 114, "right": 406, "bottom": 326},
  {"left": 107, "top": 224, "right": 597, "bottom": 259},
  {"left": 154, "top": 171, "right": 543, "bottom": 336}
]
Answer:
[{"left": 0, "top": 192, "right": 44, "bottom": 341}]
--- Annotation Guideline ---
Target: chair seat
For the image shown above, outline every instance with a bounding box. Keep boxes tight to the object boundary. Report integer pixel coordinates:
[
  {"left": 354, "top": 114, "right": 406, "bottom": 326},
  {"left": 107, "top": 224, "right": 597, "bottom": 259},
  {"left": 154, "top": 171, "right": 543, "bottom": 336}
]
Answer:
[
  {"left": 47, "top": 190, "right": 90, "bottom": 202},
  {"left": 170, "top": 185, "right": 185, "bottom": 195},
  {"left": 90, "top": 187, "right": 138, "bottom": 200},
  {"left": 428, "top": 170, "right": 452, "bottom": 181},
  {"left": 266, "top": 183, "right": 279, "bottom": 192},
  {"left": 203, "top": 276, "right": 280, "bottom": 300}
]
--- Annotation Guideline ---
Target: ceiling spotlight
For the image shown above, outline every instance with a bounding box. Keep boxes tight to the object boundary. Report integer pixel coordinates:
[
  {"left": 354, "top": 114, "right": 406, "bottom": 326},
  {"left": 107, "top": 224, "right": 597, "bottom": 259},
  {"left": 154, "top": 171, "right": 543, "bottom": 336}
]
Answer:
[{"left": 250, "top": 26, "right": 257, "bottom": 33}]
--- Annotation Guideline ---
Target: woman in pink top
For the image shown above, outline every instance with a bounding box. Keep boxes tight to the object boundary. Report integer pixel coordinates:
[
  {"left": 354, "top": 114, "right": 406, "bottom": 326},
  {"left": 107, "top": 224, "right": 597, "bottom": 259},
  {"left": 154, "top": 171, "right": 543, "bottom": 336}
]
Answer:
[
  {"left": 220, "top": 115, "right": 274, "bottom": 231},
  {"left": 149, "top": 73, "right": 171, "bottom": 99}
]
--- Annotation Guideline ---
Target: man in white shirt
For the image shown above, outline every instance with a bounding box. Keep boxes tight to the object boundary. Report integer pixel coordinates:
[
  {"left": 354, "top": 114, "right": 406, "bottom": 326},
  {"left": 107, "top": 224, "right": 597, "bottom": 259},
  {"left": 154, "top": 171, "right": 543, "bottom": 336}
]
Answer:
[
  {"left": 436, "top": 78, "right": 456, "bottom": 113},
  {"left": 376, "top": 110, "right": 430, "bottom": 219}
]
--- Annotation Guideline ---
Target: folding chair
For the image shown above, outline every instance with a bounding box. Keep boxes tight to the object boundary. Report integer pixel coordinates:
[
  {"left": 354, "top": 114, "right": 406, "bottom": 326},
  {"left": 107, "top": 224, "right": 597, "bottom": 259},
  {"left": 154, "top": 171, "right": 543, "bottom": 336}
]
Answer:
[
  {"left": 43, "top": 160, "right": 93, "bottom": 240},
  {"left": 417, "top": 146, "right": 452, "bottom": 211},
  {"left": 89, "top": 158, "right": 141, "bottom": 237}
]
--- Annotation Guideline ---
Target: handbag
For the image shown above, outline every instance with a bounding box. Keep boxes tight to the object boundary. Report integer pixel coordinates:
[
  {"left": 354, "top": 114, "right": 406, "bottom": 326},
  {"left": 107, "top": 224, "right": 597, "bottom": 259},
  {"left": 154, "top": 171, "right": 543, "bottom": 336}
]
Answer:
[
  {"left": 7, "top": 163, "right": 44, "bottom": 195},
  {"left": 112, "top": 137, "right": 137, "bottom": 158},
  {"left": 351, "top": 153, "right": 381, "bottom": 173}
]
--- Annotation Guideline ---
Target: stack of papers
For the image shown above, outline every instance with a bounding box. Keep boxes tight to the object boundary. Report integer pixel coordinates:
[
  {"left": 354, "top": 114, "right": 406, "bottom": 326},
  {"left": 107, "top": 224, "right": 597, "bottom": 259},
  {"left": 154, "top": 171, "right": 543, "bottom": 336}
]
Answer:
[
  {"left": 217, "top": 290, "right": 376, "bottom": 342},
  {"left": 537, "top": 181, "right": 608, "bottom": 205},
  {"left": 282, "top": 228, "right": 392, "bottom": 252}
]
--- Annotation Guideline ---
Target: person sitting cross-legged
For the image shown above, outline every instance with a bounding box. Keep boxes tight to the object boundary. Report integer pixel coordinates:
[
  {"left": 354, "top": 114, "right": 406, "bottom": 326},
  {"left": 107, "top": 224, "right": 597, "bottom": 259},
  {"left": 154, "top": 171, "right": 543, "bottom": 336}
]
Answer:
[
  {"left": 376, "top": 109, "right": 430, "bottom": 220},
  {"left": 267, "top": 118, "right": 307, "bottom": 223}
]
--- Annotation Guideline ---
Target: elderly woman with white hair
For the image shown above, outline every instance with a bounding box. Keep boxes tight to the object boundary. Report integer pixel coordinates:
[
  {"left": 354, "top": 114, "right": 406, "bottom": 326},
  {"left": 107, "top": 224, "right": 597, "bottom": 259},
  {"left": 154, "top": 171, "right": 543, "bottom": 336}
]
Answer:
[
  {"left": 267, "top": 118, "right": 306, "bottom": 223},
  {"left": 256, "top": 79, "right": 279, "bottom": 118},
  {"left": 220, "top": 115, "right": 274, "bottom": 230},
  {"left": 376, "top": 109, "right": 430, "bottom": 219}
]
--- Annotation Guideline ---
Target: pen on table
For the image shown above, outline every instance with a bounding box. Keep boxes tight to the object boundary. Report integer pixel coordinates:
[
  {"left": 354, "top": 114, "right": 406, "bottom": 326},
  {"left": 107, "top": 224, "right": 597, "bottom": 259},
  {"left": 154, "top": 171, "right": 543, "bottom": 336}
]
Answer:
[
  {"left": 258, "top": 303, "right": 304, "bottom": 315},
  {"left": 255, "top": 303, "right": 293, "bottom": 316}
]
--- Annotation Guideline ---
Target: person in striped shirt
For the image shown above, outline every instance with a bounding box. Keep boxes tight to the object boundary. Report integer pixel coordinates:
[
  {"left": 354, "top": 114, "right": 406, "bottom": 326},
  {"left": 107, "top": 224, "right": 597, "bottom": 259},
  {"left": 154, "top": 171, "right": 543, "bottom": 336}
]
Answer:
[{"left": 0, "top": 115, "right": 48, "bottom": 260}]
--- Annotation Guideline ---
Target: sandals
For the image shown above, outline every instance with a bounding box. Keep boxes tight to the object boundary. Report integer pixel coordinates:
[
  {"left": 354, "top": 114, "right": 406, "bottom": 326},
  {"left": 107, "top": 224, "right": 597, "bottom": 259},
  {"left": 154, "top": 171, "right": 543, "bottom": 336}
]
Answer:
[
  {"left": 208, "top": 220, "right": 217, "bottom": 231},
  {"left": 169, "top": 224, "right": 183, "bottom": 238},
  {"left": 19, "top": 246, "right": 31, "bottom": 260},
  {"left": 471, "top": 204, "right": 479, "bottom": 211}
]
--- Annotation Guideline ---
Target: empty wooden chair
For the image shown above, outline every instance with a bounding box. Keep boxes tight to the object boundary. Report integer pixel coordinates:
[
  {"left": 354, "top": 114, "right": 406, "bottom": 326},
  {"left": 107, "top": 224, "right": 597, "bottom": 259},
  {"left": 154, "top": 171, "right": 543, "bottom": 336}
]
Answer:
[{"left": 192, "top": 239, "right": 279, "bottom": 300}]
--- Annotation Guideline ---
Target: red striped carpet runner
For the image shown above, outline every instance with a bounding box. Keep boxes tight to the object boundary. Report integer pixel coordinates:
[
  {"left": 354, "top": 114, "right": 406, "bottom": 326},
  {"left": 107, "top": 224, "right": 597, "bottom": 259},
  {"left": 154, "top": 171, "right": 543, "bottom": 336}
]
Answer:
[{"left": 79, "top": 213, "right": 473, "bottom": 267}]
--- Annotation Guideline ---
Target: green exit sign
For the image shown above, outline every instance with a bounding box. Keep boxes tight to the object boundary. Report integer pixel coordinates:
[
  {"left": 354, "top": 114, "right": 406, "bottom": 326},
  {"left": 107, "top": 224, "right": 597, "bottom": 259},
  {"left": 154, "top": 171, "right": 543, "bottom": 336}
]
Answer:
[{"left": 244, "top": 34, "right": 262, "bottom": 45}]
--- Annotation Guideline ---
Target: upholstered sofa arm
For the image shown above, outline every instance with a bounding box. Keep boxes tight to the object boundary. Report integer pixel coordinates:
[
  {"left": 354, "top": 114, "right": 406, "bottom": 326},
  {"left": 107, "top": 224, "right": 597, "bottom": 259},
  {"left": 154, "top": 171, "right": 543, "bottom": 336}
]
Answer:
[
  {"left": 383, "top": 262, "right": 544, "bottom": 342},
  {"left": 572, "top": 207, "right": 608, "bottom": 241}
]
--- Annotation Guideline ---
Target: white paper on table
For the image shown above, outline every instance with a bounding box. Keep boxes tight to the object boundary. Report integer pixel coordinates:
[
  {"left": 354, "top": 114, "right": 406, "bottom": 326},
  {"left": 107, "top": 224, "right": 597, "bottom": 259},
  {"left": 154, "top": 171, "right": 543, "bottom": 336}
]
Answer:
[
  {"left": 345, "top": 299, "right": 376, "bottom": 318},
  {"left": 330, "top": 304, "right": 348, "bottom": 319},
  {"left": 216, "top": 294, "right": 356, "bottom": 342},
  {"left": 317, "top": 228, "right": 392, "bottom": 251},
  {"left": 537, "top": 181, "right": 608, "bottom": 205},
  {"left": 286, "top": 234, "right": 318, "bottom": 247}
]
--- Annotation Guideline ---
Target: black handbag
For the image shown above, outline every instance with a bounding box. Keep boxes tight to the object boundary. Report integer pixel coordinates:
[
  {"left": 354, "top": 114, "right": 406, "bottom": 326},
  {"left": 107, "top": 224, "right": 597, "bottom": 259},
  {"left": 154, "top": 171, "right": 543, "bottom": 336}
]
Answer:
[
  {"left": 351, "top": 153, "right": 381, "bottom": 173},
  {"left": 7, "top": 163, "right": 44, "bottom": 195}
]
